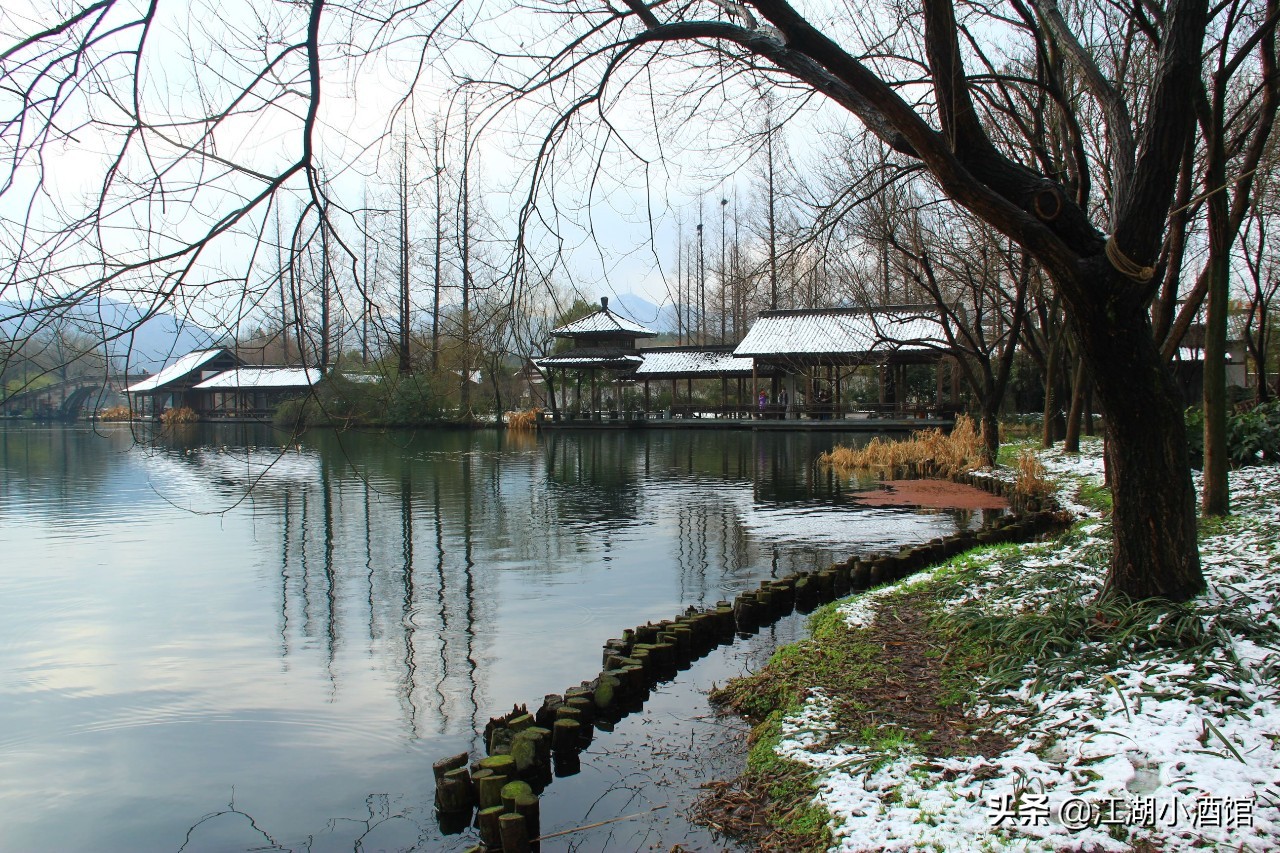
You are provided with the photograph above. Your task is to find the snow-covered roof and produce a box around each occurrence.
[535,352,643,369]
[734,307,948,359]
[552,307,657,338]
[125,348,233,393]
[193,367,322,390]
[634,349,758,377]
[1176,342,1247,363]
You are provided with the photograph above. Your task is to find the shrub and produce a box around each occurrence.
[273,372,448,429]
[1185,400,1280,468]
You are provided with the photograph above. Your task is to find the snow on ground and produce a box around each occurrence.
[776,439,1280,851]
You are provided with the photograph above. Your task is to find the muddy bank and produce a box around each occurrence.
[849,479,1010,510]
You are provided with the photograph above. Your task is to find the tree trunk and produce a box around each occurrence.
[980,399,1000,467]
[1071,285,1204,601]
[1041,327,1063,448]
[1063,355,1086,453]
[1083,383,1095,436]
[1201,82,1232,516]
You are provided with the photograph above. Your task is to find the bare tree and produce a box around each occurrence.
[491,0,1232,601]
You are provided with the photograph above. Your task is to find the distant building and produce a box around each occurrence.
[125,349,321,419]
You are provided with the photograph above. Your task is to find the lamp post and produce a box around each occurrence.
[720,198,728,343]
[696,222,705,345]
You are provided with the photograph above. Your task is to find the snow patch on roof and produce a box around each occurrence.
[193,367,322,389]
[734,307,948,358]
[124,349,230,392]
[552,308,657,337]
[634,349,757,377]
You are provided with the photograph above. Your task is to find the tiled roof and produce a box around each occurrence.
[552,308,657,337]
[734,307,948,358]
[634,349,757,377]
[193,367,322,390]
[124,348,232,392]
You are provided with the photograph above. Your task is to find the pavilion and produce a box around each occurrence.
[191,367,323,418]
[535,297,657,420]
[632,345,778,418]
[732,305,961,419]
[124,347,242,416]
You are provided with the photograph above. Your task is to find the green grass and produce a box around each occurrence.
[1075,479,1112,512]
[741,713,835,851]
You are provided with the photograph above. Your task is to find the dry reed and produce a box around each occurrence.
[160,406,199,425]
[818,414,986,478]
[1015,448,1054,498]
[506,408,540,430]
[99,405,133,421]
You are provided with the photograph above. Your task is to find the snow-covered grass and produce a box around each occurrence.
[775,438,1280,851]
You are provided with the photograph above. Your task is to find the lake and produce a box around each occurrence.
[0,423,994,851]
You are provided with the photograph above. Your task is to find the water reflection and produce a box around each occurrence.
[0,423,992,851]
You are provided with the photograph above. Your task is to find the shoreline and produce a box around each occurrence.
[697,437,1280,851]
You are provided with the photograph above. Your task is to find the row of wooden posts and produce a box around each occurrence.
[434,474,1065,852]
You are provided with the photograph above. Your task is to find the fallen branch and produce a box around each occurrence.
[533,805,667,841]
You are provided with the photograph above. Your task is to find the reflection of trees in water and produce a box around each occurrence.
[106,426,948,740]
[179,800,287,852]
[0,425,139,512]
[265,441,492,743]
[542,431,641,529]
[179,791,428,853]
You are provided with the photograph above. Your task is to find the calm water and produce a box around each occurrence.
[0,423,990,852]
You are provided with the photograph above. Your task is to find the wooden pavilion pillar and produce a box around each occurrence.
[644,380,651,413]
[752,364,758,418]
[895,362,907,414]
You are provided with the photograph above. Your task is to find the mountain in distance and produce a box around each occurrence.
[1,297,218,373]
[606,292,679,335]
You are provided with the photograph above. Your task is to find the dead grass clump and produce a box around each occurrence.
[160,406,199,425]
[1015,448,1054,498]
[99,405,133,421]
[506,408,540,430]
[818,414,985,478]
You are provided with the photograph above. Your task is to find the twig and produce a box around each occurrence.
[534,805,667,841]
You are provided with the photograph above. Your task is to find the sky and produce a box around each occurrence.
[0,0,843,339]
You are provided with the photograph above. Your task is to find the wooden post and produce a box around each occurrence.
[500,780,534,812]
[499,813,531,852]
[552,718,581,753]
[477,806,504,847]
[477,773,508,809]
